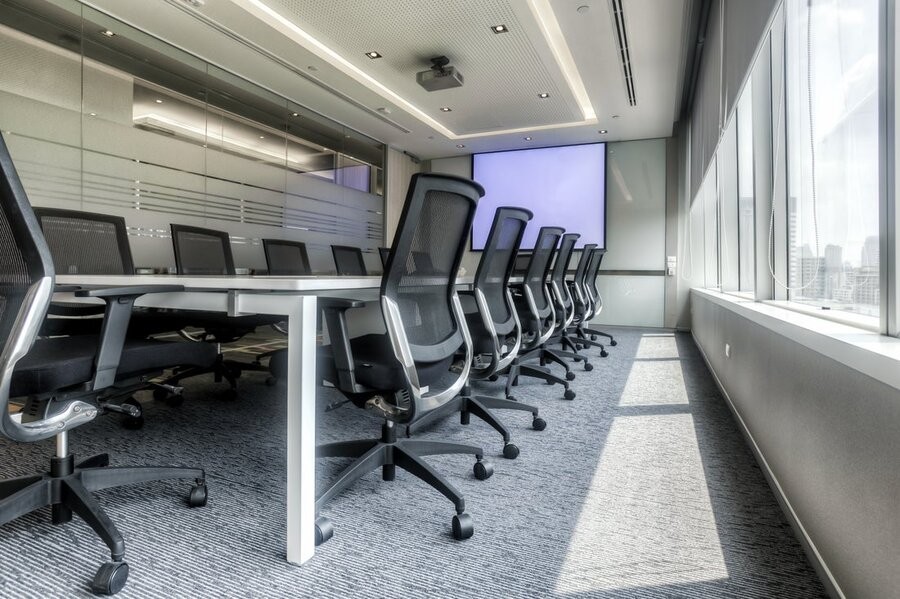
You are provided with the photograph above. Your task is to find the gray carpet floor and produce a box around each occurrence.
[0,328,828,598]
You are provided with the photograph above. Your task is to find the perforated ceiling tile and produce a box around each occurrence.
[266,0,580,134]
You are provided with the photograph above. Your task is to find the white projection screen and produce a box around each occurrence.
[471,143,606,250]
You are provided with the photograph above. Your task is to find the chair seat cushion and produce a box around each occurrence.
[11,336,218,397]
[268,334,453,391]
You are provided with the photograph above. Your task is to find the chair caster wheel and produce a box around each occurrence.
[584,362,594,371]
[489,374,499,382]
[565,371,576,381]
[564,389,576,400]
[600,350,609,358]
[452,512,474,540]
[265,377,277,386]
[591,334,598,341]
[610,340,617,346]
[315,516,333,546]
[473,460,494,480]
[188,482,208,507]
[532,417,547,431]
[152,388,168,401]
[120,398,144,430]
[92,560,129,595]
[502,443,519,459]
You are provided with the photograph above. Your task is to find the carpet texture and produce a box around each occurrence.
[0,329,828,598]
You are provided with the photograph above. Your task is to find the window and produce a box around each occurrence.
[718,123,739,291]
[786,0,879,318]
[702,159,719,289]
[736,82,755,293]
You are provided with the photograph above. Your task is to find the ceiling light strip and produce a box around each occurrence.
[234,0,456,137]
[525,0,596,120]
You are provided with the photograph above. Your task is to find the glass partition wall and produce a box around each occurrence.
[0,0,386,274]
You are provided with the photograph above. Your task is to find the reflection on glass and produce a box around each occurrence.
[702,158,719,289]
[786,0,879,317]
[737,82,754,292]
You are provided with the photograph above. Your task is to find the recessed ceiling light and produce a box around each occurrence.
[365,51,382,59]
[259,135,265,139]
[100,29,115,37]
[456,144,465,148]
[491,24,509,33]
[440,107,452,112]
[538,92,550,99]
[524,136,532,141]
[291,112,299,117]
[88,112,97,117]
[612,114,620,119]
[155,99,164,104]
[599,129,608,134]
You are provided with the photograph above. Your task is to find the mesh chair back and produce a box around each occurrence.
[171,224,235,275]
[474,206,532,336]
[378,247,390,267]
[263,239,311,275]
[551,233,579,309]
[383,173,483,364]
[332,245,368,276]
[523,226,563,315]
[0,132,57,442]
[34,208,134,275]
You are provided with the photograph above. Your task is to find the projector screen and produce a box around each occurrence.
[471,143,606,250]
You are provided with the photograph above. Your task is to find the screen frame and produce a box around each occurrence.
[468,141,608,252]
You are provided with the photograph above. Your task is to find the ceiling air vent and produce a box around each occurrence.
[610,0,637,107]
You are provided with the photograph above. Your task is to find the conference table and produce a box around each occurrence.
[53,273,472,567]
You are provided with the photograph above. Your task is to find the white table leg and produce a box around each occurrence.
[285,294,318,564]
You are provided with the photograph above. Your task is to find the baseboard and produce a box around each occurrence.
[690,332,845,599]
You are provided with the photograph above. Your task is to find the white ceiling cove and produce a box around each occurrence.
[81,0,689,159]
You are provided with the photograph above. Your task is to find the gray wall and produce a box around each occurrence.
[691,291,900,599]
[428,139,673,328]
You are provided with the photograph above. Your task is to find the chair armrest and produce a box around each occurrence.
[318,297,366,310]
[75,285,184,391]
[53,284,83,293]
[75,284,185,298]
[319,296,368,393]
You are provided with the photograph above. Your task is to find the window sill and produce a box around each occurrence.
[691,288,900,392]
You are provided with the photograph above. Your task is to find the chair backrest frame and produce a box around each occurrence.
[262,238,311,276]
[170,224,236,276]
[0,133,87,443]
[470,206,532,378]
[34,207,135,275]
[331,245,368,276]
[549,232,579,329]
[381,172,483,419]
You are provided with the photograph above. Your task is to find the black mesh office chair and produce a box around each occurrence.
[163,224,280,395]
[331,244,368,275]
[307,173,493,543]
[406,206,546,459]
[579,247,617,346]
[378,246,390,267]
[566,243,609,355]
[34,208,212,422]
[547,233,592,369]
[0,132,210,595]
[507,227,577,400]
[262,238,312,276]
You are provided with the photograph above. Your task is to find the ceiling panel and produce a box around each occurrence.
[265,0,581,134]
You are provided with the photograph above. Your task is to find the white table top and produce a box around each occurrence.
[56,274,475,293]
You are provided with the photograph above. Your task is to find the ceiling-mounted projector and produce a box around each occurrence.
[416,56,464,91]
